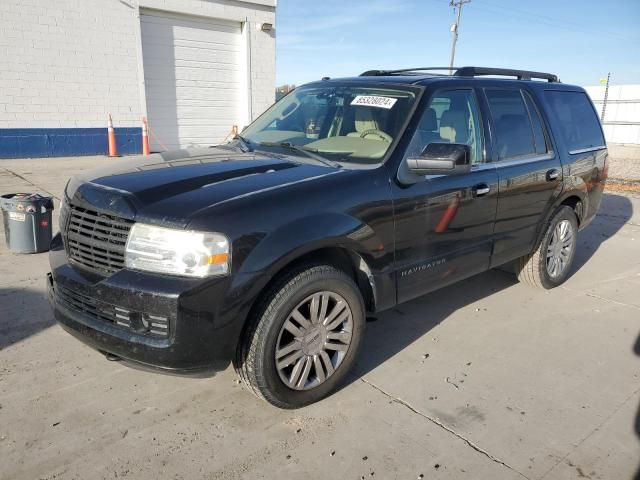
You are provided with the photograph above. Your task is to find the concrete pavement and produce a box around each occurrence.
[0,156,639,480]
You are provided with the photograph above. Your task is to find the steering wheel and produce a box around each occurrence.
[359,129,393,143]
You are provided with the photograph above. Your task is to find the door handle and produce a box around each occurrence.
[472,183,491,197]
[546,169,560,181]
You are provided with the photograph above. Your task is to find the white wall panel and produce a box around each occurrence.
[141,11,243,150]
[585,85,640,145]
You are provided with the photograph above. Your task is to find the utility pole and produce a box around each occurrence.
[601,72,611,122]
[448,0,471,74]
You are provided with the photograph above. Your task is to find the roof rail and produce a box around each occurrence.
[359,66,559,83]
[454,66,559,82]
[360,67,455,77]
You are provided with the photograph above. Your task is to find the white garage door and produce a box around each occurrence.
[140,11,244,151]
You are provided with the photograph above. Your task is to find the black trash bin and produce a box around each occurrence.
[1,193,54,253]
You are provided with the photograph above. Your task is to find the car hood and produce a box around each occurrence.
[67,147,342,228]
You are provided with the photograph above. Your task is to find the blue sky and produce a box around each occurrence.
[275,0,640,87]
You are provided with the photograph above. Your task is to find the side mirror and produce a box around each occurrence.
[406,143,471,176]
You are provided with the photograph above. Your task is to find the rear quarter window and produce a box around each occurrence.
[544,91,605,152]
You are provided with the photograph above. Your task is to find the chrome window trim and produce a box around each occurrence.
[568,145,607,155]
[487,153,555,168]
[470,163,497,172]
[427,153,556,176]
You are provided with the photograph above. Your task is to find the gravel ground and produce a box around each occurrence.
[608,144,640,182]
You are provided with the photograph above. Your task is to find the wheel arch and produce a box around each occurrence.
[557,192,586,226]
[236,212,387,314]
[533,188,587,249]
[250,245,377,317]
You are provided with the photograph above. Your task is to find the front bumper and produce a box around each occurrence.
[48,234,254,373]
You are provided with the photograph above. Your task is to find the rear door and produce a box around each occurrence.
[482,87,563,267]
[543,90,608,223]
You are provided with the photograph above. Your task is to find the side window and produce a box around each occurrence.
[523,92,548,154]
[545,91,605,152]
[485,89,537,160]
[406,89,484,165]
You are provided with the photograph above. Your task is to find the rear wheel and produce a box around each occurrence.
[515,206,578,289]
[234,264,365,408]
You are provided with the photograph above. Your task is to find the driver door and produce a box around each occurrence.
[392,88,499,303]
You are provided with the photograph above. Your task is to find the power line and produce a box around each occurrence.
[432,0,637,43]
[473,0,637,41]
[448,0,471,74]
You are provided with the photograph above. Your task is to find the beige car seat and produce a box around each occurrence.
[439,110,468,144]
[418,107,443,147]
[347,108,380,137]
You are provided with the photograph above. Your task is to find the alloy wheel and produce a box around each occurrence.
[275,291,353,390]
[546,219,574,278]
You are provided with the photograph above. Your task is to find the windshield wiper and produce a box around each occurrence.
[258,141,341,168]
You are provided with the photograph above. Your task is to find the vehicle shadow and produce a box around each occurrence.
[570,193,633,274]
[0,286,54,351]
[349,192,633,384]
[634,332,640,480]
[350,269,516,381]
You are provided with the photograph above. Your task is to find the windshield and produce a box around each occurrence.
[239,84,419,165]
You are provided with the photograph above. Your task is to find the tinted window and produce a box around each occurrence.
[486,89,536,160]
[545,91,605,152]
[406,89,484,164]
[523,92,548,154]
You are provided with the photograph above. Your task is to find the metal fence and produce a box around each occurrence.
[584,85,640,145]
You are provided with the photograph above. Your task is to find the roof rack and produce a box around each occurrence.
[454,67,559,83]
[360,67,454,77]
[359,66,559,83]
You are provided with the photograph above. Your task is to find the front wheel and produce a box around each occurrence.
[234,265,365,408]
[515,206,579,289]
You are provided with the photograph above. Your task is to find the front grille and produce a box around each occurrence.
[55,284,170,338]
[57,283,118,323]
[65,204,134,275]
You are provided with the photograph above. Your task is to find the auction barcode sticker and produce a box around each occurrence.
[351,96,397,109]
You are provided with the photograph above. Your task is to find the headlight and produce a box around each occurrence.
[125,223,230,278]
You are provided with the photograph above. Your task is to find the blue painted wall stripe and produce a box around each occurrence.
[0,128,142,159]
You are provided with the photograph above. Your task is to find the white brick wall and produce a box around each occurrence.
[0,0,276,129]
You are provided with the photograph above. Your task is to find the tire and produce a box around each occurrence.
[515,206,579,289]
[234,264,365,409]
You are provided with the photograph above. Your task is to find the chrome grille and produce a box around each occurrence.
[65,204,133,275]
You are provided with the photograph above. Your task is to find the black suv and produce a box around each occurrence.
[48,67,608,408]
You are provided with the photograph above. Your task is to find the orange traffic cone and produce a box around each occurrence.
[221,125,240,144]
[142,117,150,155]
[107,114,119,157]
